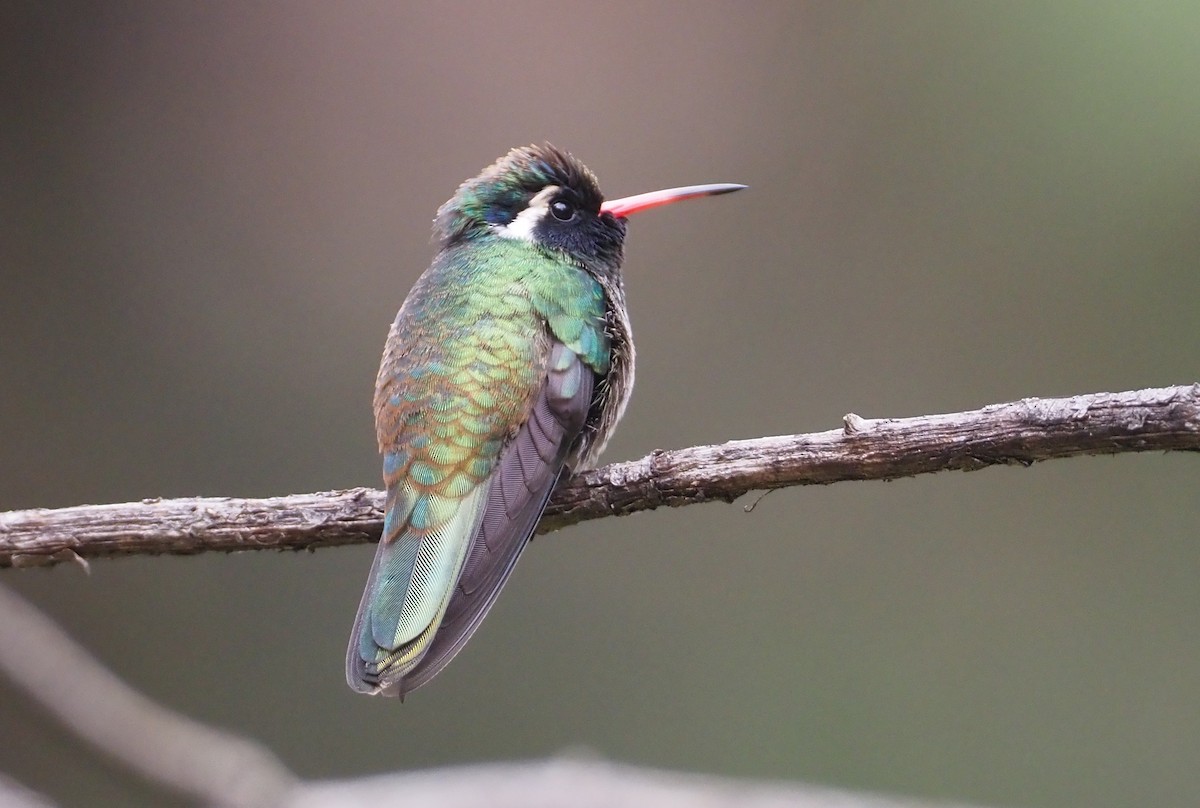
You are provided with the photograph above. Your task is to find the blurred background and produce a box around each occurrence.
[2,2,1198,806]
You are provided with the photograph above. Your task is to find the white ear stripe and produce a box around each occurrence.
[493,186,559,243]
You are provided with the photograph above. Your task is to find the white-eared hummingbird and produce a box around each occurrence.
[348,144,744,697]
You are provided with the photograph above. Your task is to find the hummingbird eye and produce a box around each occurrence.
[549,198,576,222]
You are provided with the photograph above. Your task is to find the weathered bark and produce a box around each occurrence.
[2,385,1197,568]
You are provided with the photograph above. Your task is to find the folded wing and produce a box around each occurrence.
[347,341,593,697]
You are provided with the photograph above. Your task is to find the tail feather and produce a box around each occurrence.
[346,484,488,693]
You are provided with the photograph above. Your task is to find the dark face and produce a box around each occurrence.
[531,184,628,276]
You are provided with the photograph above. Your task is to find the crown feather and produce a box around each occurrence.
[434,144,604,247]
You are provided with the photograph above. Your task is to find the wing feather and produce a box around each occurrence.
[394,343,593,695]
[347,342,593,697]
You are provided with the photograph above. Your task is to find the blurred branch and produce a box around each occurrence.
[288,758,990,808]
[0,584,988,808]
[0,773,56,808]
[0,582,297,808]
[1,384,1197,568]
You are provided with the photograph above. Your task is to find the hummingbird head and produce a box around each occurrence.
[435,145,745,277]
[435,143,628,274]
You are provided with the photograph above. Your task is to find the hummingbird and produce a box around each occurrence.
[347,144,744,697]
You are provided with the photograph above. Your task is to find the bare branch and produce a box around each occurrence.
[542,383,1199,530]
[0,580,989,808]
[288,758,988,808]
[1,385,1196,568]
[0,583,298,808]
[0,773,57,808]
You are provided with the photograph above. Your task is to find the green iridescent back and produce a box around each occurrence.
[360,237,610,683]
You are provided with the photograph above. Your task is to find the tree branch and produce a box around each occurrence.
[0,582,297,808]
[2,385,1196,568]
[289,758,988,808]
[0,582,988,808]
